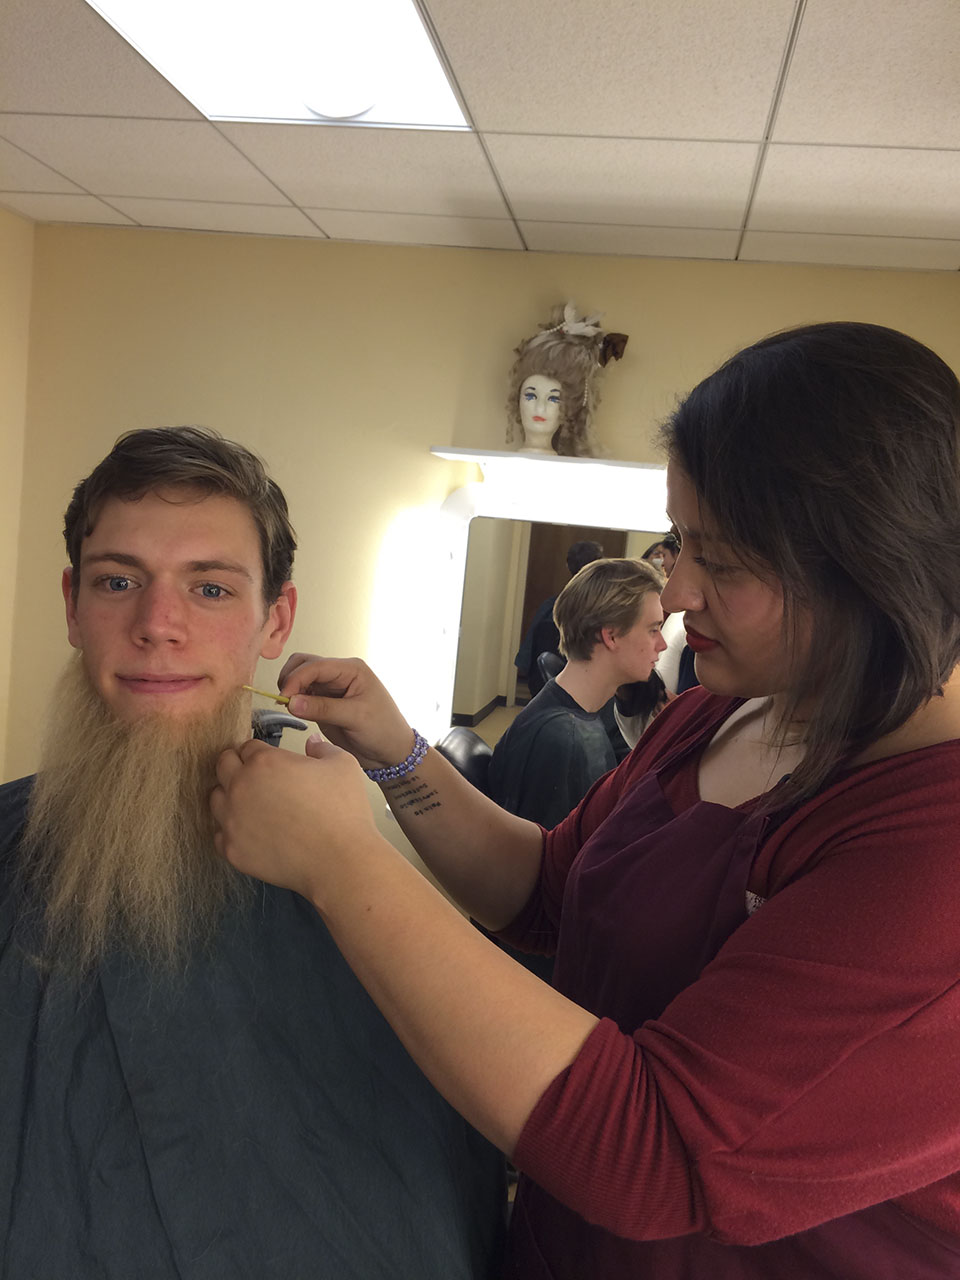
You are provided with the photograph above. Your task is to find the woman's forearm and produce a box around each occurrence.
[314,830,598,1154]
[378,746,545,930]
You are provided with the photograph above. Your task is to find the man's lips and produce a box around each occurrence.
[684,626,719,653]
[117,675,206,693]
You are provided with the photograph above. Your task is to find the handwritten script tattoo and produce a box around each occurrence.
[383,775,443,818]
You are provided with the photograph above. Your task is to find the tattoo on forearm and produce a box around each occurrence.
[384,776,443,817]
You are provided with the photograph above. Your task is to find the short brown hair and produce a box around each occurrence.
[64,426,296,604]
[553,558,664,661]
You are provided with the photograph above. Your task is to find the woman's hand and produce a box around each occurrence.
[277,653,415,771]
[210,734,383,907]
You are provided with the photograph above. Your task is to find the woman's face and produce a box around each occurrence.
[660,462,810,699]
[519,374,562,444]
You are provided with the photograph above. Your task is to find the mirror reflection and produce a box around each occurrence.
[452,517,666,746]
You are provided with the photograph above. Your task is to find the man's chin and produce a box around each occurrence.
[102,684,250,736]
[20,659,253,975]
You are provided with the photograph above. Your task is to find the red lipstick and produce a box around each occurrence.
[684,626,718,653]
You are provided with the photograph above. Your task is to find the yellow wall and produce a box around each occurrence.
[5,223,960,783]
[0,208,33,780]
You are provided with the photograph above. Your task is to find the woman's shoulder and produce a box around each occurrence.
[757,739,960,897]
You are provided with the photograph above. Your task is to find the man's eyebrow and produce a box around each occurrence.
[81,552,144,570]
[81,552,253,580]
[187,560,254,580]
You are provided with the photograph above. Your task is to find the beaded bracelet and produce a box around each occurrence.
[362,729,429,783]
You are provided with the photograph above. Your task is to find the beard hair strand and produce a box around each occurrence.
[18,655,254,978]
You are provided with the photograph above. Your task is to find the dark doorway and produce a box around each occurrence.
[519,522,628,642]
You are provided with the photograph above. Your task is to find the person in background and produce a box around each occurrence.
[641,531,680,577]
[613,608,687,747]
[213,322,960,1279]
[491,558,666,830]
[0,427,504,1279]
[514,539,604,695]
[620,531,694,740]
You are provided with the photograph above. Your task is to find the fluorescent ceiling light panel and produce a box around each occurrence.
[83,0,468,128]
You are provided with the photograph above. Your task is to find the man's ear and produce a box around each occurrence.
[599,626,619,653]
[62,567,83,650]
[259,582,297,660]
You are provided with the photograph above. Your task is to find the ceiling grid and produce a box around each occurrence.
[0,0,957,270]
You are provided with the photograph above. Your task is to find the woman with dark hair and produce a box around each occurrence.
[213,322,960,1279]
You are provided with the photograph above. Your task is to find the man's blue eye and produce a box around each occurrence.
[200,583,224,599]
[107,576,130,592]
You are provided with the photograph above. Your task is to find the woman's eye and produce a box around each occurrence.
[694,557,730,576]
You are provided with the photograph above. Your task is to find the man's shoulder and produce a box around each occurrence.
[0,775,34,835]
[517,693,610,763]
[0,776,33,885]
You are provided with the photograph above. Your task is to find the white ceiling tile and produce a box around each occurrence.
[751,145,960,239]
[775,0,960,148]
[740,230,960,271]
[429,0,796,138]
[0,192,134,224]
[107,199,328,238]
[521,221,739,259]
[489,136,758,227]
[0,136,82,193]
[0,117,289,203]
[0,0,201,118]
[0,0,958,270]
[308,209,522,249]
[220,123,508,216]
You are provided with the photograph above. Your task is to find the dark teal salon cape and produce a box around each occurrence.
[0,777,505,1279]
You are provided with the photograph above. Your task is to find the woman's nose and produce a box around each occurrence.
[660,557,704,614]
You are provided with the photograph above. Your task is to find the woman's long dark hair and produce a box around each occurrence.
[661,321,960,810]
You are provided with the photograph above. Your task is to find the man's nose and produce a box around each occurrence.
[131,583,187,644]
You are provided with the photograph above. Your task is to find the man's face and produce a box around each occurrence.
[63,487,296,723]
[607,590,668,683]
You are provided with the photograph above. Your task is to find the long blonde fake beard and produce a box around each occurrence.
[19,654,253,977]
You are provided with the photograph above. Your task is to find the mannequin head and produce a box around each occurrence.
[505,303,628,457]
[517,374,563,452]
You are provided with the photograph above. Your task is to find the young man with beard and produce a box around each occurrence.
[0,427,504,1279]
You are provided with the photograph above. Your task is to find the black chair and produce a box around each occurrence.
[535,650,565,689]
[252,710,308,747]
[434,726,493,794]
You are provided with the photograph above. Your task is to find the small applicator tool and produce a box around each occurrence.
[241,684,291,706]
